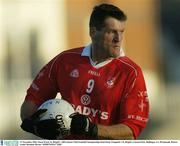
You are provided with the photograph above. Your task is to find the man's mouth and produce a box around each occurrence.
[113,45,120,48]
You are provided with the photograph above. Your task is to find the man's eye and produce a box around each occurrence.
[107,30,114,34]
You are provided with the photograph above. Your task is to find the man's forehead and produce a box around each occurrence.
[103,17,125,30]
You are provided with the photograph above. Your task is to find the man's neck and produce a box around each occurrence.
[91,45,112,64]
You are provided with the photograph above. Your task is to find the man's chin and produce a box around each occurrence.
[110,53,120,58]
[110,50,120,58]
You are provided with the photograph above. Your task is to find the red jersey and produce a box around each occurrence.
[25,45,149,139]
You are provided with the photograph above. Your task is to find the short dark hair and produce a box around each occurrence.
[89,4,127,30]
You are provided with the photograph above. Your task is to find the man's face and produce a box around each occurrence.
[91,17,125,58]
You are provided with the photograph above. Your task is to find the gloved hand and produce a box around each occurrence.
[70,113,98,138]
[21,109,60,139]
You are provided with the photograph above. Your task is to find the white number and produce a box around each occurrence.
[86,79,94,93]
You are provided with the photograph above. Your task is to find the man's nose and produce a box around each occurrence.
[113,32,121,43]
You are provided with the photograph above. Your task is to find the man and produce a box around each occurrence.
[21,3,149,140]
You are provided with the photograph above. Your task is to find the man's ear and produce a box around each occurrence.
[89,27,96,39]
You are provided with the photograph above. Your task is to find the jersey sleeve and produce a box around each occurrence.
[25,56,60,107]
[119,67,149,139]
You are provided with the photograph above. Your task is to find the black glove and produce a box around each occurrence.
[70,113,98,138]
[21,109,60,139]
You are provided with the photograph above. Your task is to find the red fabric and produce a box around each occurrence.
[25,47,149,139]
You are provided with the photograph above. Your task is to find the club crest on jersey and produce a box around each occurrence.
[70,69,79,78]
[80,94,91,105]
[106,77,116,88]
